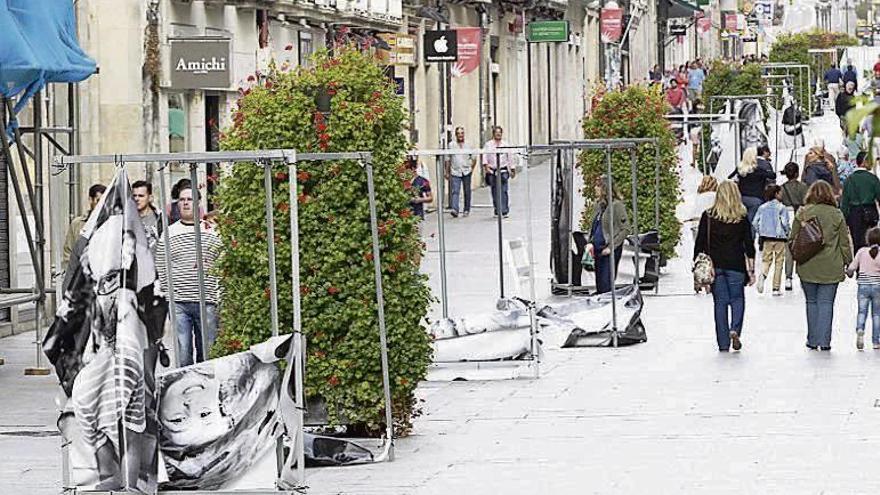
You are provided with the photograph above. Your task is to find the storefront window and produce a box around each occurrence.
[168,93,187,153]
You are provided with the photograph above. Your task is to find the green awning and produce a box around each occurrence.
[668,0,701,19]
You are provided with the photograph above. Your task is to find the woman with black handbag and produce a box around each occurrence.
[694,181,757,352]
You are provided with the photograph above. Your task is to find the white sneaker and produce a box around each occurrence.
[772,289,781,297]
[857,332,865,351]
[756,272,765,293]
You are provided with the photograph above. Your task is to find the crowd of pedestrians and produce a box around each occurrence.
[694,141,880,353]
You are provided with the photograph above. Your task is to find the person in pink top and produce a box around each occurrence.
[847,227,880,350]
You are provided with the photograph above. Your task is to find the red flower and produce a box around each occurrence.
[395,252,407,263]
[327,89,337,96]
[318,142,329,151]
[327,286,340,295]
[284,44,293,51]
[300,286,310,296]
[364,252,374,262]
[297,170,311,182]
[278,202,289,213]
[399,377,409,386]
[297,193,309,204]
[318,133,330,142]
[275,171,288,181]
[247,75,256,82]
[265,80,274,89]
[399,208,412,219]
[229,338,244,351]
[263,287,271,299]
[230,239,239,248]
[316,122,327,132]
[327,375,340,386]
[371,90,382,100]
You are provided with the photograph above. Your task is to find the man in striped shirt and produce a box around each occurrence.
[155,185,222,367]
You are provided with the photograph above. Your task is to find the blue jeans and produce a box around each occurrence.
[174,302,218,366]
[857,284,880,344]
[487,170,510,216]
[450,173,472,215]
[742,196,762,233]
[595,245,623,294]
[712,269,746,350]
[802,282,838,348]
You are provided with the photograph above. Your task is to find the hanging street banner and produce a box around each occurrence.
[452,27,481,77]
[526,20,570,43]
[423,30,459,62]
[697,16,712,37]
[600,7,624,43]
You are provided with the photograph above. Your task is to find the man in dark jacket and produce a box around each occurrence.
[756,144,774,173]
[840,152,880,251]
[843,64,858,90]
[836,81,857,130]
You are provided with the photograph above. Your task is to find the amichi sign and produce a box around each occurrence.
[170,39,231,90]
[527,20,569,43]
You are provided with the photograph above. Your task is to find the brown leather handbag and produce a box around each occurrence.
[789,214,824,264]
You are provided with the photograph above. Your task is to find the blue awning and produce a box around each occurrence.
[0,0,96,114]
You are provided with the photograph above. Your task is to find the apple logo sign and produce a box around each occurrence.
[434,35,449,53]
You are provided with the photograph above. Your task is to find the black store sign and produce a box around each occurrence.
[423,30,458,62]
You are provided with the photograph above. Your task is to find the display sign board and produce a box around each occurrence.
[670,24,688,36]
[723,12,739,31]
[453,27,481,76]
[423,30,458,62]
[170,39,231,90]
[600,8,624,43]
[376,33,417,66]
[526,20,570,43]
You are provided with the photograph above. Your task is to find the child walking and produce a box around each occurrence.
[753,184,791,295]
[847,227,880,350]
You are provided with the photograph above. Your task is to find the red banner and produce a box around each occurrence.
[697,16,712,36]
[452,27,481,78]
[600,7,623,43]
[723,13,738,31]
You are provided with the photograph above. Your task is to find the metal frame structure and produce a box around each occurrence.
[0,86,78,375]
[543,138,660,346]
[708,94,782,172]
[408,147,540,378]
[53,149,397,493]
[665,113,746,176]
[761,63,812,118]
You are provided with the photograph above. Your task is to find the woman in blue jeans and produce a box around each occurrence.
[694,181,756,351]
[791,180,852,350]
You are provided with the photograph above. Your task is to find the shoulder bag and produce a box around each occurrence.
[789,211,824,264]
[693,215,715,287]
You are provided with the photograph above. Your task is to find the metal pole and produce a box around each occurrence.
[495,152,505,298]
[263,163,281,338]
[547,44,552,144]
[774,95,780,174]
[188,164,210,362]
[286,157,306,483]
[157,164,180,367]
[527,25,533,146]
[630,147,640,284]
[68,83,78,222]
[566,147,574,297]
[435,157,448,318]
[605,147,618,348]
[523,150,540,379]
[364,160,395,461]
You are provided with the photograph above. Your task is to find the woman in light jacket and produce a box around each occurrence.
[585,176,630,294]
[791,180,853,351]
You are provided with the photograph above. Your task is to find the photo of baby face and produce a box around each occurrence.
[158,370,231,448]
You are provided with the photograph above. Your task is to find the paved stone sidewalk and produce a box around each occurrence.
[4,136,880,494]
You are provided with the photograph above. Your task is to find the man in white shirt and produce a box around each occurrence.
[445,126,476,217]
[481,126,516,217]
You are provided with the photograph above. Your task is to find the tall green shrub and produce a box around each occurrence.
[579,85,681,258]
[214,49,432,433]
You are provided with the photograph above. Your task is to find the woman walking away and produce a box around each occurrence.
[791,181,852,351]
[803,144,842,194]
[585,176,630,294]
[847,228,880,350]
[736,146,777,226]
[690,175,718,239]
[753,185,791,295]
[781,162,808,291]
[694,181,757,352]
